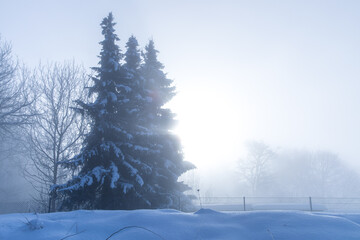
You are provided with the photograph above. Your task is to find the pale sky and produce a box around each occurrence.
[1,0,360,176]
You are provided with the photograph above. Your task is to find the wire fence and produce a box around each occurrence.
[3,197,360,214]
[196,196,360,212]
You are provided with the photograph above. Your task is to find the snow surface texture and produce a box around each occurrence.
[1,209,360,239]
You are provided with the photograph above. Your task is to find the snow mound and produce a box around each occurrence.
[194,208,223,215]
[1,209,360,239]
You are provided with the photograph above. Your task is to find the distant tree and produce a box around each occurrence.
[269,149,360,197]
[24,62,88,212]
[55,13,151,210]
[140,40,194,208]
[273,149,316,196]
[0,135,32,202]
[310,151,343,197]
[337,167,360,197]
[0,37,35,202]
[237,141,273,195]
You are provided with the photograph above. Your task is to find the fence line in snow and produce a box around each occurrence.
[195,196,360,212]
[3,196,360,214]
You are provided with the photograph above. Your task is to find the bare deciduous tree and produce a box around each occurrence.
[237,141,274,195]
[0,37,34,134]
[308,151,345,197]
[257,148,359,197]
[0,37,36,203]
[25,62,89,212]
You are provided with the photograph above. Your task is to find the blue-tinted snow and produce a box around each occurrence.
[2,209,360,239]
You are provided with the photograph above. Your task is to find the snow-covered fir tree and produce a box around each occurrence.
[55,13,150,210]
[123,35,146,120]
[55,13,194,210]
[139,40,195,209]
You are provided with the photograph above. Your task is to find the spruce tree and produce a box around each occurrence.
[140,40,195,209]
[123,35,145,121]
[56,13,149,210]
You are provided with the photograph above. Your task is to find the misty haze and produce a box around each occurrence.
[1,1,360,239]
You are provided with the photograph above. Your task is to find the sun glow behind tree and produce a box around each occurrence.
[171,86,245,170]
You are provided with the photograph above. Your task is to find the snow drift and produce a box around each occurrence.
[1,209,360,239]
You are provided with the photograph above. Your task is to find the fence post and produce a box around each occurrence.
[309,197,313,211]
[197,189,203,209]
[243,196,246,211]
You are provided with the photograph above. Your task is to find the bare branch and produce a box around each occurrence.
[24,61,90,212]
[0,39,36,133]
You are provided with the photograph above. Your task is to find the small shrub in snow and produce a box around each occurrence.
[26,218,44,230]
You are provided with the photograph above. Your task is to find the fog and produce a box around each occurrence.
[1,0,360,207]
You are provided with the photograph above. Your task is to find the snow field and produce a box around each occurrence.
[1,209,360,239]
